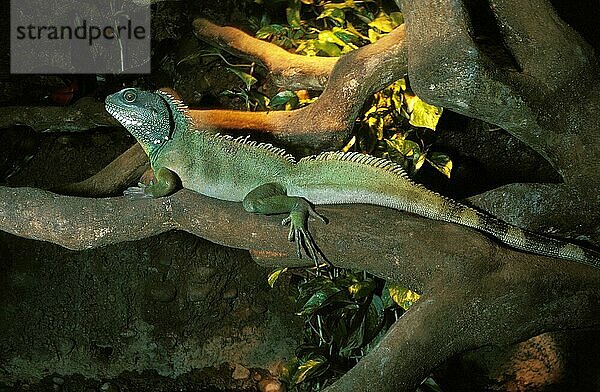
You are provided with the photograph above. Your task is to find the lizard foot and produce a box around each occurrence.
[282,206,330,268]
[123,183,153,199]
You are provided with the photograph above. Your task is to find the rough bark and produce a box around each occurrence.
[399,0,600,238]
[53,143,149,197]
[0,97,118,132]
[2,0,600,389]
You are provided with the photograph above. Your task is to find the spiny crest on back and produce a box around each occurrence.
[213,133,296,163]
[155,89,193,125]
[154,89,295,163]
[300,151,410,179]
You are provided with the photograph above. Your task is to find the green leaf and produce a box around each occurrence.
[388,285,421,310]
[390,11,404,26]
[226,67,257,91]
[318,30,347,47]
[402,139,421,158]
[255,24,284,40]
[270,90,299,109]
[295,40,317,56]
[420,377,445,392]
[251,92,270,111]
[345,21,369,40]
[364,294,385,339]
[340,314,365,356]
[297,276,333,301]
[362,326,387,355]
[317,8,345,26]
[267,267,288,288]
[381,284,393,308]
[427,152,453,178]
[385,136,405,156]
[314,40,342,57]
[220,89,248,101]
[368,12,397,33]
[414,152,426,171]
[367,114,384,140]
[332,27,360,45]
[279,356,299,384]
[386,136,422,168]
[296,39,342,57]
[390,87,404,111]
[286,0,302,28]
[298,286,343,315]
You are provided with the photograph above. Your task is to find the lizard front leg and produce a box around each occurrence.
[124,166,178,198]
[242,183,328,263]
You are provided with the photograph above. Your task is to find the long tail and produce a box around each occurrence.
[439,202,600,268]
[294,151,600,269]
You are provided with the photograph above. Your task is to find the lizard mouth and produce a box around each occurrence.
[105,102,143,127]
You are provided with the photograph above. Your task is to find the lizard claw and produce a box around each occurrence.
[123,183,152,199]
[282,210,330,267]
[307,204,328,224]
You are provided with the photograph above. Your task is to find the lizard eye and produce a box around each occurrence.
[123,90,137,103]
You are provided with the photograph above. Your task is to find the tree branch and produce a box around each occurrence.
[187,24,407,150]
[468,183,600,241]
[2,186,599,289]
[398,0,600,235]
[0,97,117,132]
[193,18,338,90]
[52,143,149,197]
[399,0,599,182]
[324,257,600,391]
[488,0,595,87]
[2,185,599,390]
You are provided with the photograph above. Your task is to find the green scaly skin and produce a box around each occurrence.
[105,88,600,268]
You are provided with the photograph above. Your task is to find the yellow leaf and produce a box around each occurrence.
[414,153,426,171]
[406,95,443,130]
[267,267,288,288]
[388,285,421,310]
[293,358,325,384]
[367,115,384,139]
[427,152,453,178]
[368,12,396,33]
[341,135,356,152]
[318,30,347,47]
[323,0,357,10]
[367,28,382,43]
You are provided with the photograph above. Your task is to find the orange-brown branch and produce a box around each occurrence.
[193,18,338,90]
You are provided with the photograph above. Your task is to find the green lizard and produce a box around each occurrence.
[105,87,600,268]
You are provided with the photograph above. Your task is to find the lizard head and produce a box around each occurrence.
[105,88,187,156]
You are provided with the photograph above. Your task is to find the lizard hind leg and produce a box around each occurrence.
[242,183,329,266]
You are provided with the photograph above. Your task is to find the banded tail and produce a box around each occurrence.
[444,204,600,268]
[292,151,600,269]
